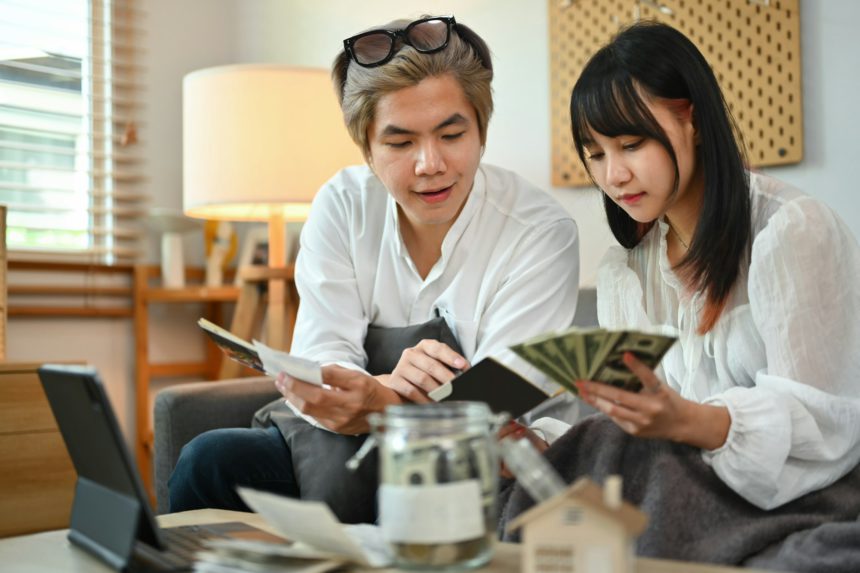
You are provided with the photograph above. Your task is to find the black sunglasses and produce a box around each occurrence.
[343,16,456,68]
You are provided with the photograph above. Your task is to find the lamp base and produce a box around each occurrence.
[160,233,185,289]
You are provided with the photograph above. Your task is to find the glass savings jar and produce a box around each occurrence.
[368,402,505,570]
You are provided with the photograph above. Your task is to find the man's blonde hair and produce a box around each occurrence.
[332,17,494,159]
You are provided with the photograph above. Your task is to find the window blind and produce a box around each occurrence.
[0,0,145,263]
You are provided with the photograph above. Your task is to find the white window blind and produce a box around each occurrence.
[0,0,144,263]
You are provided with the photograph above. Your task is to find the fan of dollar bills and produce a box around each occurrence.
[510,328,677,394]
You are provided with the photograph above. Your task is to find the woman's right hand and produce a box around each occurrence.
[376,339,470,403]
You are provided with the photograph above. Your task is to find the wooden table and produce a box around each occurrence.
[0,509,779,573]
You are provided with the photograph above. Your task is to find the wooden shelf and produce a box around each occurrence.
[133,264,240,502]
[132,263,299,504]
[6,259,134,318]
[143,285,240,303]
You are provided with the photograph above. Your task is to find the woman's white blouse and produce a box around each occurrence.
[597,172,860,510]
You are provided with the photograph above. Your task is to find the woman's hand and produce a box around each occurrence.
[376,339,469,404]
[575,352,731,450]
[275,365,404,434]
[497,421,549,479]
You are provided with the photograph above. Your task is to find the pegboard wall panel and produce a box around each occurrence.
[550,0,803,187]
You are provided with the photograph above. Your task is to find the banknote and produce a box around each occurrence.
[510,341,577,391]
[588,330,676,391]
[511,328,677,395]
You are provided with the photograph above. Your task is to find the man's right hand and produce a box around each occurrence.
[276,365,404,434]
[376,339,470,404]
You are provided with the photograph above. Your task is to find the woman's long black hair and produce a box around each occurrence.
[570,21,750,332]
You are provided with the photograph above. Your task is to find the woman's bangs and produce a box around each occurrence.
[572,77,657,148]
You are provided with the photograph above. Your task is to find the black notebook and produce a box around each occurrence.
[429,358,551,419]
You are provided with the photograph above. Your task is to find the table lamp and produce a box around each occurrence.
[183,64,361,349]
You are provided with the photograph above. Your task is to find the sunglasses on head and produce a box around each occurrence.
[343,16,457,68]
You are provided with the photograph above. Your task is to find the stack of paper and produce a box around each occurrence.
[193,488,393,572]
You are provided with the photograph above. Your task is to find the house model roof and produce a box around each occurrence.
[506,476,648,536]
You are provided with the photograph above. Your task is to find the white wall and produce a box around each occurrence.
[231,0,860,285]
[231,0,616,287]
[9,0,859,445]
[761,0,860,236]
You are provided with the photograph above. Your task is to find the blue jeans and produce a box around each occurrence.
[168,426,298,512]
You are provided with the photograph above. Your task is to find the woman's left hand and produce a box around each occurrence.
[575,352,730,450]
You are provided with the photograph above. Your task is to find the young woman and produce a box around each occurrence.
[169,16,581,521]
[567,21,860,512]
[500,23,860,569]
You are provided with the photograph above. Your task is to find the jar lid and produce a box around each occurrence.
[384,401,491,419]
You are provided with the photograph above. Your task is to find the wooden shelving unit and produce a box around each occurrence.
[132,265,241,499]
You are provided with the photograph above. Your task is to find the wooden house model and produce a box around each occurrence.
[507,476,648,573]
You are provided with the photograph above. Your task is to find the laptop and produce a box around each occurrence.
[38,364,282,572]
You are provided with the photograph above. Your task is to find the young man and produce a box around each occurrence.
[169,15,581,522]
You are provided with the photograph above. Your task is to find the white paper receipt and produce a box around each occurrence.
[379,480,485,544]
[254,340,323,385]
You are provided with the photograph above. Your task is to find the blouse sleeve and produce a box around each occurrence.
[596,245,651,330]
[701,197,860,509]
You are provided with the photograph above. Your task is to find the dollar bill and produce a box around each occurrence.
[553,327,590,379]
[524,335,580,383]
[583,329,609,375]
[588,330,677,391]
[510,341,576,390]
[511,328,677,395]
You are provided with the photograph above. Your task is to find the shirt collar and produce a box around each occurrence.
[386,166,487,266]
[440,166,485,261]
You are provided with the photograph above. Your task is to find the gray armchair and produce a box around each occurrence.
[153,376,279,513]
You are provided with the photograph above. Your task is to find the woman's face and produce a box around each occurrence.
[583,98,700,223]
[366,73,482,235]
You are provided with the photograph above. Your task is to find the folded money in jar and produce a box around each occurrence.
[368,402,507,571]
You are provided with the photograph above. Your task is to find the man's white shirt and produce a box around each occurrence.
[287,163,581,436]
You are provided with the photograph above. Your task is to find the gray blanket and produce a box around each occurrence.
[498,415,860,572]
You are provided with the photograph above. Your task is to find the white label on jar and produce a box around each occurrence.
[379,480,485,544]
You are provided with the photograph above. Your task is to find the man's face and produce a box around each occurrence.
[367,73,483,235]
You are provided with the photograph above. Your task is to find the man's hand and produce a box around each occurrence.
[275,365,404,434]
[575,352,730,450]
[377,339,469,403]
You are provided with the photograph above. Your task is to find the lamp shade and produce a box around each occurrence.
[182,65,361,221]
